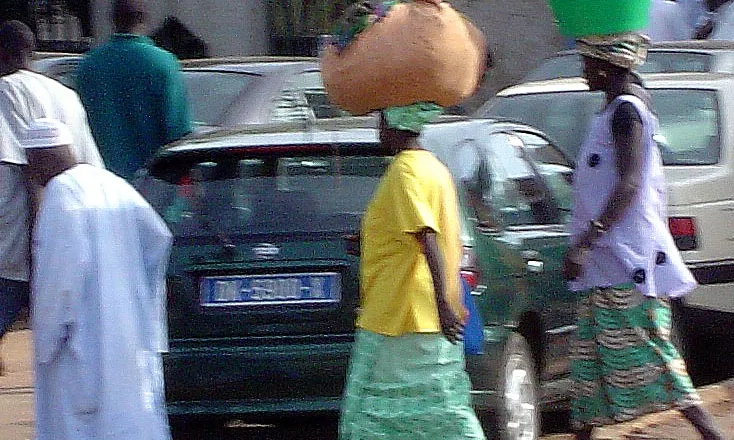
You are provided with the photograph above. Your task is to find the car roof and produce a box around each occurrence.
[181,57,318,75]
[163,117,381,155]
[31,51,81,60]
[180,56,317,66]
[161,115,546,155]
[183,61,319,76]
[551,40,734,58]
[497,72,734,96]
[649,40,734,51]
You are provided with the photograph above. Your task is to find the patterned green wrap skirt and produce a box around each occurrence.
[570,286,701,430]
[339,329,486,440]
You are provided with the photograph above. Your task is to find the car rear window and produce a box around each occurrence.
[483,89,721,166]
[137,146,389,236]
[522,52,713,82]
[182,71,258,127]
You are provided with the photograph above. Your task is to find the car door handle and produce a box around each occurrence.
[526,260,544,273]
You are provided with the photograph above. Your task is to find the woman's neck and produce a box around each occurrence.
[605,74,631,104]
[392,136,423,153]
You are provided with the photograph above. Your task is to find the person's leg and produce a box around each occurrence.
[574,426,594,440]
[0,278,30,375]
[570,290,609,435]
[680,405,726,440]
[647,300,725,439]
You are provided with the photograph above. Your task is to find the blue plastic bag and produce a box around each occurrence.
[461,277,485,355]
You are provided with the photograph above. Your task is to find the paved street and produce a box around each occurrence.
[1,330,732,440]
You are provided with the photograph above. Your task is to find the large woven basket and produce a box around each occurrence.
[548,0,651,37]
[321,0,486,115]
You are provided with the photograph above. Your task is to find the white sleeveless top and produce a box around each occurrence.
[569,95,697,297]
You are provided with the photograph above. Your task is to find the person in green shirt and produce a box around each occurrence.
[76,0,192,179]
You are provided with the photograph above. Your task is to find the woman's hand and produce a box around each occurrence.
[562,245,587,281]
[437,296,464,344]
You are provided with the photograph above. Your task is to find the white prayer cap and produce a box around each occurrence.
[22,118,73,149]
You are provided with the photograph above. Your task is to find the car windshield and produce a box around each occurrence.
[182,71,258,127]
[483,89,721,166]
[137,147,389,236]
[522,52,713,82]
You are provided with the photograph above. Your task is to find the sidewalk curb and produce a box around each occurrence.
[595,379,734,439]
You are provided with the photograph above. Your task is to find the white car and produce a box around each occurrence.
[479,73,734,318]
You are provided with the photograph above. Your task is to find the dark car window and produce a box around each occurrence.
[138,147,389,236]
[272,71,350,121]
[182,71,258,127]
[483,89,721,166]
[46,61,80,90]
[522,52,713,82]
[424,131,566,227]
[483,91,604,157]
[514,132,573,219]
[429,137,499,228]
[31,57,82,90]
[523,54,584,82]
[486,134,560,226]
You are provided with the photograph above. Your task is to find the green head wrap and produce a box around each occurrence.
[382,102,444,133]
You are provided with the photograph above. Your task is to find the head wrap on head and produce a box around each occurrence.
[576,32,650,70]
[23,118,73,150]
[383,102,443,133]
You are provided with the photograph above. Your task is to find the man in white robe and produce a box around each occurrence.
[24,118,172,440]
[0,20,103,373]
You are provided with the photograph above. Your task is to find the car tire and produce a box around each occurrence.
[495,332,540,440]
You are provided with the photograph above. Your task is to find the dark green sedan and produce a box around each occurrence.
[135,117,576,440]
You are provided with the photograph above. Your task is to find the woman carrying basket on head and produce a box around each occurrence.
[321,1,489,438]
[562,32,725,440]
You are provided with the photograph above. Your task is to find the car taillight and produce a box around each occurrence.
[668,217,697,251]
[177,174,193,198]
[460,246,480,290]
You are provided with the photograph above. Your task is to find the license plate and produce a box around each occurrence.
[200,273,341,307]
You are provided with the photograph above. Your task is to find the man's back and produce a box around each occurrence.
[32,163,171,440]
[0,70,103,284]
[77,34,191,179]
[0,70,102,167]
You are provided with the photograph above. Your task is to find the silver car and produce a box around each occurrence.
[30,54,349,131]
[522,40,734,83]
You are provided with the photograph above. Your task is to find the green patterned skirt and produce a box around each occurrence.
[339,329,486,440]
[570,286,701,429]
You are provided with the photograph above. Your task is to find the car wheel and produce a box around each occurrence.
[497,332,540,440]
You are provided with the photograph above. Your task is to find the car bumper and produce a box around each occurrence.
[164,329,534,418]
[164,336,353,418]
[686,262,734,313]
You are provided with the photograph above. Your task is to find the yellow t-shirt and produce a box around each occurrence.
[357,149,465,336]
